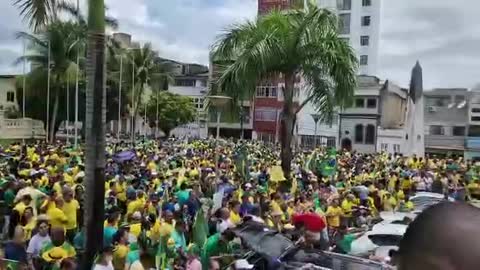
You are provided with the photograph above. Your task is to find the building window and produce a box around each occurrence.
[193,98,204,110]
[255,108,277,121]
[199,80,207,87]
[338,14,351,34]
[355,98,365,108]
[472,108,480,113]
[365,124,375,144]
[6,91,15,102]
[429,125,444,135]
[361,16,371,26]
[355,124,364,143]
[360,36,370,46]
[174,79,195,87]
[360,55,368,66]
[393,144,401,153]
[472,116,480,122]
[426,96,450,107]
[256,85,278,98]
[381,143,388,152]
[337,0,351,10]
[453,126,466,136]
[367,98,377,108]
[362,0,372,6]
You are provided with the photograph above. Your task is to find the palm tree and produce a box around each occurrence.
[82,0,106,267]
[212,3,358,178]
[125,43,172,139]
[16,20,82,141]
[13,0,60,31]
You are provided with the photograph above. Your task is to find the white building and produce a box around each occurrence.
[317,0,381,76]
[168,62,209,139]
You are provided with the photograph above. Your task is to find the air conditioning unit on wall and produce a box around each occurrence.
[428,106,437,112]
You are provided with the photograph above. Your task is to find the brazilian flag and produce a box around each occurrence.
[192,208,209,248]
[320,148,337,177]
[307,148,337,177]
[233,144,249,182]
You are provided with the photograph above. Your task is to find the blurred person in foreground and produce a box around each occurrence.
[396,202,480,270]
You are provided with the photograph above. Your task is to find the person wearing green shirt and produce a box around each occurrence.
[201,229,235,270]
[334,226,364,254]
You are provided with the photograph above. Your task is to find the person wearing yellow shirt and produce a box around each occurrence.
[62,188,80,242]
[126,196,143,218]
[129,212,143,239]
[13,194,33,216]
[47,197,68,230]
[383,193,398,211]
[112,228,130,270]
[341,194,357,227]
[388,172,398,192]
[401,177,412,193]
[326,199,343,229]
[22,207,36,241]
[229,201,242,225]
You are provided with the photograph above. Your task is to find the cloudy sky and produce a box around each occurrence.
[1,0,479,89]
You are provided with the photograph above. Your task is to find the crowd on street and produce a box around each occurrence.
[0,137,477,270]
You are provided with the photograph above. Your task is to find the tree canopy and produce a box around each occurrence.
[212,4,358,177]
[143,91,196,137]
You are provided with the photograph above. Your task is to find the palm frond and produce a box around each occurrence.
[14,0,55,31]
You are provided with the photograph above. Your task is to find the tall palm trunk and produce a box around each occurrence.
[49,88,60,142]
[280,72,296,180]
[82,0,106,268]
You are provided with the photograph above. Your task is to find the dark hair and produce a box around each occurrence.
[221,229,235,241]
[398,202,480,270]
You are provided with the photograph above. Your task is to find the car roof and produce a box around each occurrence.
[370,223,407,236]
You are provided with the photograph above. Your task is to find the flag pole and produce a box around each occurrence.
[46,41,51,142]
[74,0,80,148]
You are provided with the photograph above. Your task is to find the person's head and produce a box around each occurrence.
[397,202,480,270]
[332,198,340,207]
[23,207,34,220]
[220,228,235,243]
[22,194,32,205]
[60,258,77,270]
[164,210,174,223]
[209,259,220,270]
[62,187,74,202]
[37,220,50,237]
[51,227,66,246]
[175,220,186,233]
[113,228,129,245]
[98,246,114,265]
[218,207,230,220]
[55,197,64,208]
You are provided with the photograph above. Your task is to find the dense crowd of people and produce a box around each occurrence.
[0,137,477,270]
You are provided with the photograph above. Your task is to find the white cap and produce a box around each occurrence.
[235,259,254,269]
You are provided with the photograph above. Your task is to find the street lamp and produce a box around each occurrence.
[311,114,321,149]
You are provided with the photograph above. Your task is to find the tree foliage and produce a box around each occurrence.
[212,4,358,177]
[143,91,196,136]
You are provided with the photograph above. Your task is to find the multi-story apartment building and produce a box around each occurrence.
[167,60,210,138]
[317,0,381,76]
[423,88,468,156]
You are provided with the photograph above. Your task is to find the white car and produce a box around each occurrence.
[410,192,453,213]
[349,212,410,258]
[350,223,406,257]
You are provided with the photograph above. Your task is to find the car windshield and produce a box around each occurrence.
[368,234,402,246]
